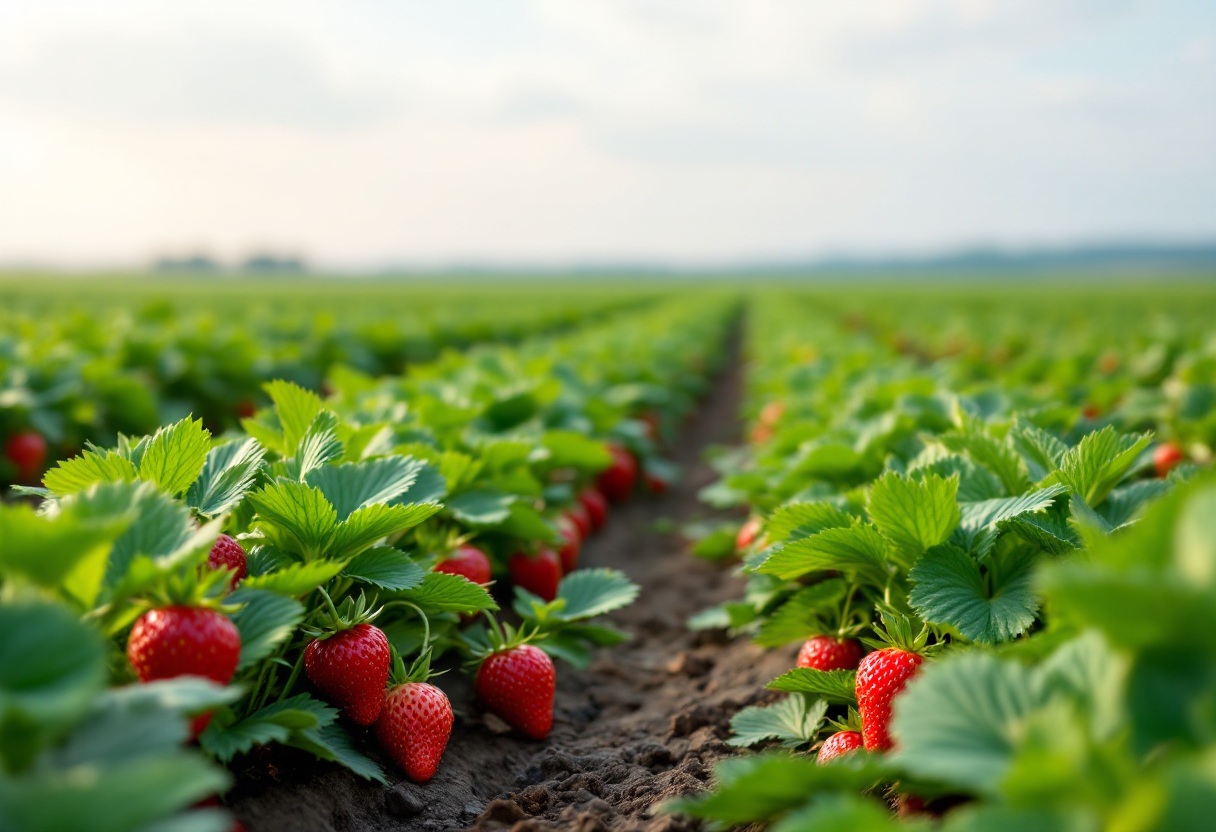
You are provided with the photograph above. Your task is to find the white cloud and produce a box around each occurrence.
[0,0,1212,266]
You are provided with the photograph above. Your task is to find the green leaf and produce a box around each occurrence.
[891,652,1045,794]
[771,794,907,832]
[0,600,107,765]
[1001,505,1080,554]
[764,502,854,543]
[186,438,266,517]
[867,471,961,568]
[330,502,441,558]
[727,694,828,748]
[754,580,847,647]
[240,560,349,597]
[281,412,344,481]
[766,668,858,706]
[444,488,514,525]
[1009,420,1068,483]
[759,524,888,585]
[200,694,333,762]
[540,431,613,469]
[0,500,130,596]
[343,547,426,591]
[226,589,305,670]
[304,457,427,520]
[42,447,138,496]
[392,571,498,613]
[553,568,640,620]
[938,429,1031,496]
[690,526,740,559]
[93,483,204,598]
[912,454,1005,502]
[908,544,1039,643]
[956,485,1068,550]
[264,380,326,454]
[287,722,387,784]
[138,417,211,497]
[1050,427,1152,507]
[246,481,337,558]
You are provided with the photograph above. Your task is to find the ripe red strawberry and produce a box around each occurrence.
[856,648,924,751]
[1081,403,1101,420]
[207,534,247,590]
[797,636,863,671]
[1154,442,1186,478]
[234,399,257,419]
[6,430,47,481]
[305,622,391,725]
[644,471,668,495]
[556,519,581,574]
[817,731,863,764]
[565,503,592,540]
[508,548,562,601]
[578,488,608,532]
[434,544,492,584]
[475,644,556,740]
[375,681,453,782]
[128,606,241,684]
[736,517,763,552]
[128,605,241,735]
[596,444,638,502]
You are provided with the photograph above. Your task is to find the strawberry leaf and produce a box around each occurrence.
[240,560,349,597]
[867,471,961,568]
[42,447,138,496]
[908,544,1038,643]
[727,694,828,749]
[766,668,858,706]
[342,546,426,591]
[758,524,888,584]
[137,417,210,498]
[553,568,640,621]
[227,588,305,670]
[953,484,1068,558]
[264,380,326,455]
[330,502,441,558]
[247,482,338,559]
[304,457,428,520]
[390,571,498,613]
[1048,427,1152,507]
[288,721,387,784]
[444,488,514,525]
[753,580,847,647]
[185,437,266,517]
[200,693,333,762]
[763,502,854,543]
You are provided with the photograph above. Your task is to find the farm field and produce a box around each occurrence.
[1,275,1215,832]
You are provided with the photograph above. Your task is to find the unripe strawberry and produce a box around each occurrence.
[856,648,923,751]
[305,623,391,725]
[596,443,638,502]
[207,534,247,590]
[797,636,862,671]
[475,644,555,740]
[434,545,492,584]
[578,488,608,532]
[375,681,453,782]
[508,548,562,601]
[817,731,863,764]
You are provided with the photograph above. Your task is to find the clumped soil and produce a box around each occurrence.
[232,347,793,832]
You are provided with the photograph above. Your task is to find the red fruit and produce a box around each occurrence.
[475,644,556,740]
[234,399,257,419]
[797,636,863,671]
[595,444,638,502]
[434,545,492,584]
[856,648,923,752]
[556,519,581,574]
[1081,403,1101,420]
[207,534,247,590]
[644,471,668,495]
[508,548,562,601]
[128,606,241,684]
[6,430,47,480]
[375,681,454,783]
[817,731,863,764]
[578,488,608,532]
[1154,442,1186,478]
[736,517,763,552]
[758,400,785,428]
[304,623,391,725]
[565,504,592,540]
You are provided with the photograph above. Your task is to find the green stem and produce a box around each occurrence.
[318,586,342,625]
[838,582,857,635]
[277,646,308,703]
[380,601,430,650]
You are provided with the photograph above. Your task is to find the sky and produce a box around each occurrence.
[0,0,1214,269]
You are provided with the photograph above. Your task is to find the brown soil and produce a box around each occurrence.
[231,343,795,832]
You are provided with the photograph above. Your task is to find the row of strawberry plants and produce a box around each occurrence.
[0,282,659,488]
[0,294,735,832]
[672,291,1214,831]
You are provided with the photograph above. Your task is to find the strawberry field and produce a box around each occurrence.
[2,278,1216,832]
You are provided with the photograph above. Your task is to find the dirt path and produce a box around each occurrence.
[232,338,797,832]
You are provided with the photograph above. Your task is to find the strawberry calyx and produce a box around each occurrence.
[824,707,864,734]
[860,610,944,658]
[462,613,541,673]
[141,564,241,614]
[303,588,383,640]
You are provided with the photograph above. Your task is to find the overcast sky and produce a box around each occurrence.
[1,0,1213,268]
